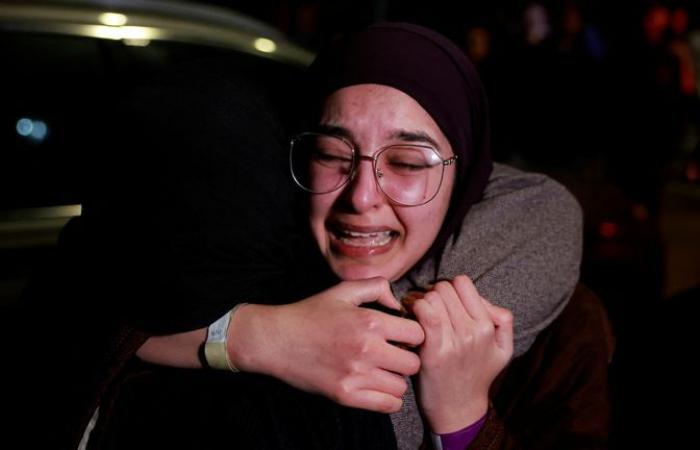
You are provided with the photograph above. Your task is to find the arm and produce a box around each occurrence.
[136,328,206,369]
[396,163,583,357]
[136,278,425,414]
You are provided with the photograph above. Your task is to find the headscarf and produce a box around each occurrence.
[306,22,493,263]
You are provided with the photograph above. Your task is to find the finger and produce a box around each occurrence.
[452,275,490,322]
[412,298,446,351]
[374,341,421,375]
[351,389,403,413]
[343,277,400,310]
[378,313,425,346]
[486,303,514,354]
[481,298,501,322]
[481,297,504,322]
[363,368,409,398]
[432,280,473,332]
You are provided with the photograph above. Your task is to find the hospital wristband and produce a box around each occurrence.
[204,303,248,372]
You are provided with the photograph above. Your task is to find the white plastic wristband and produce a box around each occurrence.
[204,303,248,372]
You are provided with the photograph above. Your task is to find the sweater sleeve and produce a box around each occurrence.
[394,163,583,358]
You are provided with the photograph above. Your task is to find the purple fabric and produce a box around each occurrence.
[306,22,493,267]
[439,413,487,450]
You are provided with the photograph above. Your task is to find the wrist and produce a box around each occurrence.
[428,397,488,435]
[431,412,488,450]
[204,304,248,372]
[226,303,279,375]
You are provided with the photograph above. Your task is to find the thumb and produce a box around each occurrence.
[341,278,401,310]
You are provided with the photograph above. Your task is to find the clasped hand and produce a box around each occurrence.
[412,275,513,433]
[228,276,513,425]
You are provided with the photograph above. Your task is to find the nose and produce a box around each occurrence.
[341,156,384,212]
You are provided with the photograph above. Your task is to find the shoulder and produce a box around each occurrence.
[464,163,584,278]
[435,164,585,356]
[459,163,582,243]
[480,163,582,226]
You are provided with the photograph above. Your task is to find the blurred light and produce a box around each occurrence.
[466,27,491,63]
[16,118,33,137]
[687,161,700,182]
[644,5,670,45]
[524,3,550,45]
[632,204,649,221]
[671,8,689,36]
[30,120,48,141]
[599,222,619,239]
[15,118,49,143]
[254,37,277,54]
[86,25,158,41]
[123,39,151,47]
[99,12,128,27]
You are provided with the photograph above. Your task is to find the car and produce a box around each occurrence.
[0,0,314,306]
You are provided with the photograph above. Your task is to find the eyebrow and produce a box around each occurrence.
[391,130,442,153]
[315,124,442,153]
[314,124,357,145]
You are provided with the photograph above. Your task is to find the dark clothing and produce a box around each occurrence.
[68,284,612,450]
[467,284,613,450]
[80,63,304,333]
[7,62,331,449]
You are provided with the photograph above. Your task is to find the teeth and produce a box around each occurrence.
[336,229,393,247]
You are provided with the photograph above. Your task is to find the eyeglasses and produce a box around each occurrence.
[289,132,458,206]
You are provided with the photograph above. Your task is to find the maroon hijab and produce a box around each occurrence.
[307,22,492,263]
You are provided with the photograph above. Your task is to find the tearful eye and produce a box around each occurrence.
[386,160,431,172]
[382,151,435,175]
[312,150,352,163]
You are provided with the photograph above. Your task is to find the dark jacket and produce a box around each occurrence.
[465,284,614,450]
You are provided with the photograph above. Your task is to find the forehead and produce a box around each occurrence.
[320,84,442,136]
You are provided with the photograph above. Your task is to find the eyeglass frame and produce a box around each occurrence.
[289,131,459,206]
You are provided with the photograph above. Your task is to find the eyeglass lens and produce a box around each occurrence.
[291,134,446,205]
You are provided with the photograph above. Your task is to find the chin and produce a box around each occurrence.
[330,260,400,282]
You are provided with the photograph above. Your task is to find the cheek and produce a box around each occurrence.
[402,179,453,245]
[308,194,336,243]
[399,205,445,251]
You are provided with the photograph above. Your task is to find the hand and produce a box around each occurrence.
[228,277,425,413]
[412,275,513,433]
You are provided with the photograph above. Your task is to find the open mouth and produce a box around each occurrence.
[334,228,394,247]
[328,223,399,251]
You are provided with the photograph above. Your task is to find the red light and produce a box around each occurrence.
[599,222,619,238]
[671,8,689,35]
[687,162,699,182]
